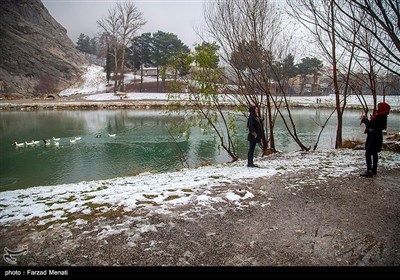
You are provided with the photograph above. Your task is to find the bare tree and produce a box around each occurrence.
[97,1,145,92]
[287,0,360,149]
[330,1,398,115]
[347,28,381,115]
[97,7,120,91]
[334,0,400,76]
[203,0,311,154]
[117,1,146,91]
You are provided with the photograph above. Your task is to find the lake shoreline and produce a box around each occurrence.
[2,96,399,112]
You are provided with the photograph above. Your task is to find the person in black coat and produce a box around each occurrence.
[247,106,262,167]
[360,102,391,177]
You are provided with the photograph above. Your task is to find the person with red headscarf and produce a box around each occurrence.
[360,102,391,177]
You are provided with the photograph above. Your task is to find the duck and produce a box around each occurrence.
[25,141,35,146]
[32,140,40,145]
[234,188,247,197]
[43,139,51,146]
[54,141,60,146]
[108,133,116,137]
[96,134,102,138]
[74,136,82,141]
[52,137,61,141]
[13,141,25,147]
[69,139,77,143]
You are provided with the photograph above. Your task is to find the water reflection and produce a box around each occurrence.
[0,108,399,191]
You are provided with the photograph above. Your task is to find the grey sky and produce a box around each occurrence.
[42,0,206,49]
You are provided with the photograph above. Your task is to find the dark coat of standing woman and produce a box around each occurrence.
[360,102,391,177]
[247,106,262,167]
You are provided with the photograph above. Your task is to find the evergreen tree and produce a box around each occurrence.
[131,32,153,69]
[296,57,324,95]
[76,33,91,53]
[151,31,189,92]
[89,37,98,56]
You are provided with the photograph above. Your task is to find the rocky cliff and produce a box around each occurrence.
[0,0,88,96]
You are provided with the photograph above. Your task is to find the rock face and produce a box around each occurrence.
[0,0,88,96]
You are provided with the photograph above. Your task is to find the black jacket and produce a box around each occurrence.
[247,115,262,143]
[361,114,387,153]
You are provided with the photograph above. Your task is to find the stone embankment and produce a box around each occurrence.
[0,96,175,110]
[2,96,399,112]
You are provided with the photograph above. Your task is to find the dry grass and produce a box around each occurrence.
[342,139,364,149]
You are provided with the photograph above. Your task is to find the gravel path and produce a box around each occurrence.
[1,167,399,267]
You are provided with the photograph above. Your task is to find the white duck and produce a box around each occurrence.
[52,137,60,141]
[13,142,25,147]
[54,141,60,146]
[74,136,82,140]
[69,138,77,143]
[108,133,116,137]
[25,141,35,146]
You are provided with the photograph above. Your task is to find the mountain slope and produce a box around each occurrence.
[0,0,88,96]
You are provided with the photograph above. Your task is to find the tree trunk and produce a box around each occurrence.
[331,1,342,149]
[266,94,275,152]
[121,36,126,92]
[140,64,144,92]
[162,74,166,93]
[113,42,118,92]
[156,66,160,92]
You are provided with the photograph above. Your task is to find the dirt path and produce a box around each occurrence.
[1,167,399,267]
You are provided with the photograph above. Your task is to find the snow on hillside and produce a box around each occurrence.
[59,65,107,96]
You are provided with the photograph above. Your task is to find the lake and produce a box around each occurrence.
[1,108,399,191]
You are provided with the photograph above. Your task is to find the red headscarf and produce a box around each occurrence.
[370,102,391,130]
[376,102,391,116]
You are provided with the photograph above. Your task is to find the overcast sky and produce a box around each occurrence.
[42,0,207,49]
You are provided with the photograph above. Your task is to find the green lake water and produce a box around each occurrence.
[1,108,398,191]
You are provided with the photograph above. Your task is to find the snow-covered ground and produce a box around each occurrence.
[59,64,400,108]
[1,65,399,227]
[1,149,400,226]
[59,65,107,96]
